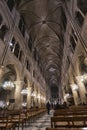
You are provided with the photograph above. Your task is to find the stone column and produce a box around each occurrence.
[37,91,40,108]
[76,76,87,103]
[34,89,37,107]
[14,80,23,109]
[35,92,38,107]
[39,91,41,108]
[70,84,80,105]
[0,66,5,82]
[27,87,32,108]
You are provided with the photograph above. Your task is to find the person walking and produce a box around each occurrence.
[46,101,51,115]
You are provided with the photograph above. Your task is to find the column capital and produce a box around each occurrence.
[14,80,24,85]
[76,74,87,83]
[76,75,82,80]
[70,84,78,91]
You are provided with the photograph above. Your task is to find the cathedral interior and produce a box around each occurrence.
[0,0,87,106]
[0,0,87,108]
[0,1,87,129]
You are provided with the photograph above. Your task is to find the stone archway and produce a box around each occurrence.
[75,55,87,104]
[21,77,28,108]
[79,55,87,74]
[0,64,17,108]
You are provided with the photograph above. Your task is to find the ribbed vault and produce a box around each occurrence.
[16,0,65,99]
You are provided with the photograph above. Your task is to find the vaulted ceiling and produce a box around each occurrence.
[16,0,66,98]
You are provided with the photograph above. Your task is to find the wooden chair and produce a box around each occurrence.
[0,116,15,130]
[9,109,25,130]
[51,116,87,128]
[46,128,87,130]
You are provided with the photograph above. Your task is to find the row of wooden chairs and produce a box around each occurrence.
[46,105,87,130]
[46,128,86,130]
[51,116,87,128]
[0,116,15,130]
[0,107,46,130]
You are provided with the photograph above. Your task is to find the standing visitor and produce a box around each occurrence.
[46,101,51,115]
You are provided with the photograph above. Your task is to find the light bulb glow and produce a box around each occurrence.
[2,81,15,90]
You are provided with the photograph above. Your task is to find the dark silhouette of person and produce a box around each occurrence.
[62,101,69,108]
[51,103,54,109]
[46,101,51,114]
[54,102,61,110]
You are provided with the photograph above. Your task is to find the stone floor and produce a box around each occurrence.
[19,111,53,130]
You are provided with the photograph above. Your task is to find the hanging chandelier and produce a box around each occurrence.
[2,81,15,90]
[31,92,36,97]
[21,88,28,95]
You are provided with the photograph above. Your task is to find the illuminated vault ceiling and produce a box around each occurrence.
[16,0,66,98]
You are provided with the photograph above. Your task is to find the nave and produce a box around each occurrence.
[16,105,87,130]
[19,112,52,130]
[0,1,87,130]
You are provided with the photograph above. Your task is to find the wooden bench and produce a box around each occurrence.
[54,111,87,116]
[46,128,87,130]
[0,116,15,130]
[8,109,25,130]
[54,108,87,113]
[51,116,87,128]
[70,105,87,109]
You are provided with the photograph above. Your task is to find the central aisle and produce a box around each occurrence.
[29,113,51,130]
[20,111,53,130]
